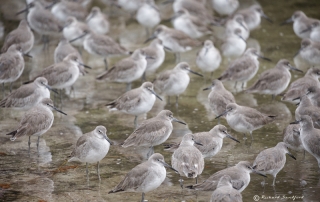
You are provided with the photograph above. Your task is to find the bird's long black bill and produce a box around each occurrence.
[215,108,231,119]
[69,32,88,43]
[160,160,179,173]
[280,18,293,26]
[16,8,28,15]
[79,62,92,69]
[149,89,163,101]
[144,35,157,44]
[287,152,296,160]
[43,84,59,94]
[252,170,268,178]
[288,64,303,73]
[256,54,272,62]
[172,117,186,125]
[48,104,67,115]
[188,69,203,77]
[226,133,240,143]
[262,14,273,23]
[290,120,300,124]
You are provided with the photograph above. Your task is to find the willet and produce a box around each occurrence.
[141,39,165,79]
[210,175,243,202]
[280,11,319,39]
[295,95,320,129]
[62,17,89,48]
[218,48,271,89]
[293,115,320,168]
[196,40,221,76]
[216,103,275,139]
[295,39,320,65]
[246,59,303,99]
[282,67,320,104]
[18,2,62,47]
[253,142,296,186]
[145,25,201,62]
[203,80,235,121]
[307,21,320,43]
[165,0,215,24]
[6,98,67,153]
[153,62,203,105]
[306,86,320,107]
[165,125,240,158]
[68,125,112,180]
[221,28,246,58]
[1,19,34,54]
[116,0,144,14]
[51,0,88,22]
[54,39,87,75]
[96,49,149,90]
[0,77,54,110]
[70,30,129,69]
[0,45,25,93]
[136,0,161,37]
[108,153,178,202]
[186,161,267,192]
[122,110,185,156]
[29,54,91,90]
[225,14,250,40]
[211,0,239,16]
[86,7,110,35]
[236,4,272,31]
[171,9,212,39]
[283,124,304,153]
[172,133,204,188]
[106,82,163,127]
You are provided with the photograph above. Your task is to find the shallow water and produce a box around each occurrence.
[1,0,320,201]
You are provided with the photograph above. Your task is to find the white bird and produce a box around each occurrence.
[225,14,250,40]
[221,28,246,58]
[136,0,161,37]
[86,7,110,35]
[196,40,221,75]
[211,0,239,16]
[63,17,88,48]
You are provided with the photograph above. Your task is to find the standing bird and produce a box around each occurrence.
[186,161,266,192]
[295,95,320,129]
[211,0,239,16]
[51,0,88,23]
[295,39,320,66]
[218,48,271,89]
[282,67,320,104]
[221,28,246,58]
[96,49,149,91]
[210,175,243,202]
[171,9,212,39]
[294,115,320,168]
[216,103,275,139]
[283,124,304,153]
[122,110,185,157]
[236,4,272,31]
[246,59,303,99]
[225,14,250,40]
[281,11,319,39]
[109,153,177,202]
[172,133,204,188]
[70,30,129,69]
[86,7,110,35]
[306,21,320,42]
[0,45,26,93]
[28,54,91,91]
[17,2,62,48]
[165,125,240,158]
[136,0,161,37]
[253,142,296,186]
[145,25,201,62]
[1,19,34,54]
[68,126,112,180]
[196,40,221,76]
[141,39,165,79]
[63,17,89,48]
[203,80,235,121]
[106,82,163,127]
[153,62,203,105]
[0,77,54,110]
[6,98,67,153]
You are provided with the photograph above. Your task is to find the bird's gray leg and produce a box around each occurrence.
[147,146,154,159]
[141,72,146,82]
[104,57,108,70]
[146,27,150,38]
[241,82,244,89]
[175,53,180,63]
[168,96,170,105]
[2,83,4,97]
[243,133,247,139]
[28,136,31,154]
[250,131,253,140]
[175,96,179,107]
[97,161,101,181]
[141,192,145,202]
[126,82,132,91]
[272,94,275,101]
[37,136,40,153]
[272,175,276,186]
[234,81,237,89]
[195,176,198,184]
[10,82,12,93]
[179,176,184,189]
[218,117,220,124]
[134,115,138,128]
[86,162,89,180]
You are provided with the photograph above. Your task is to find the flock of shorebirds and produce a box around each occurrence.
[1,0,320,201]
